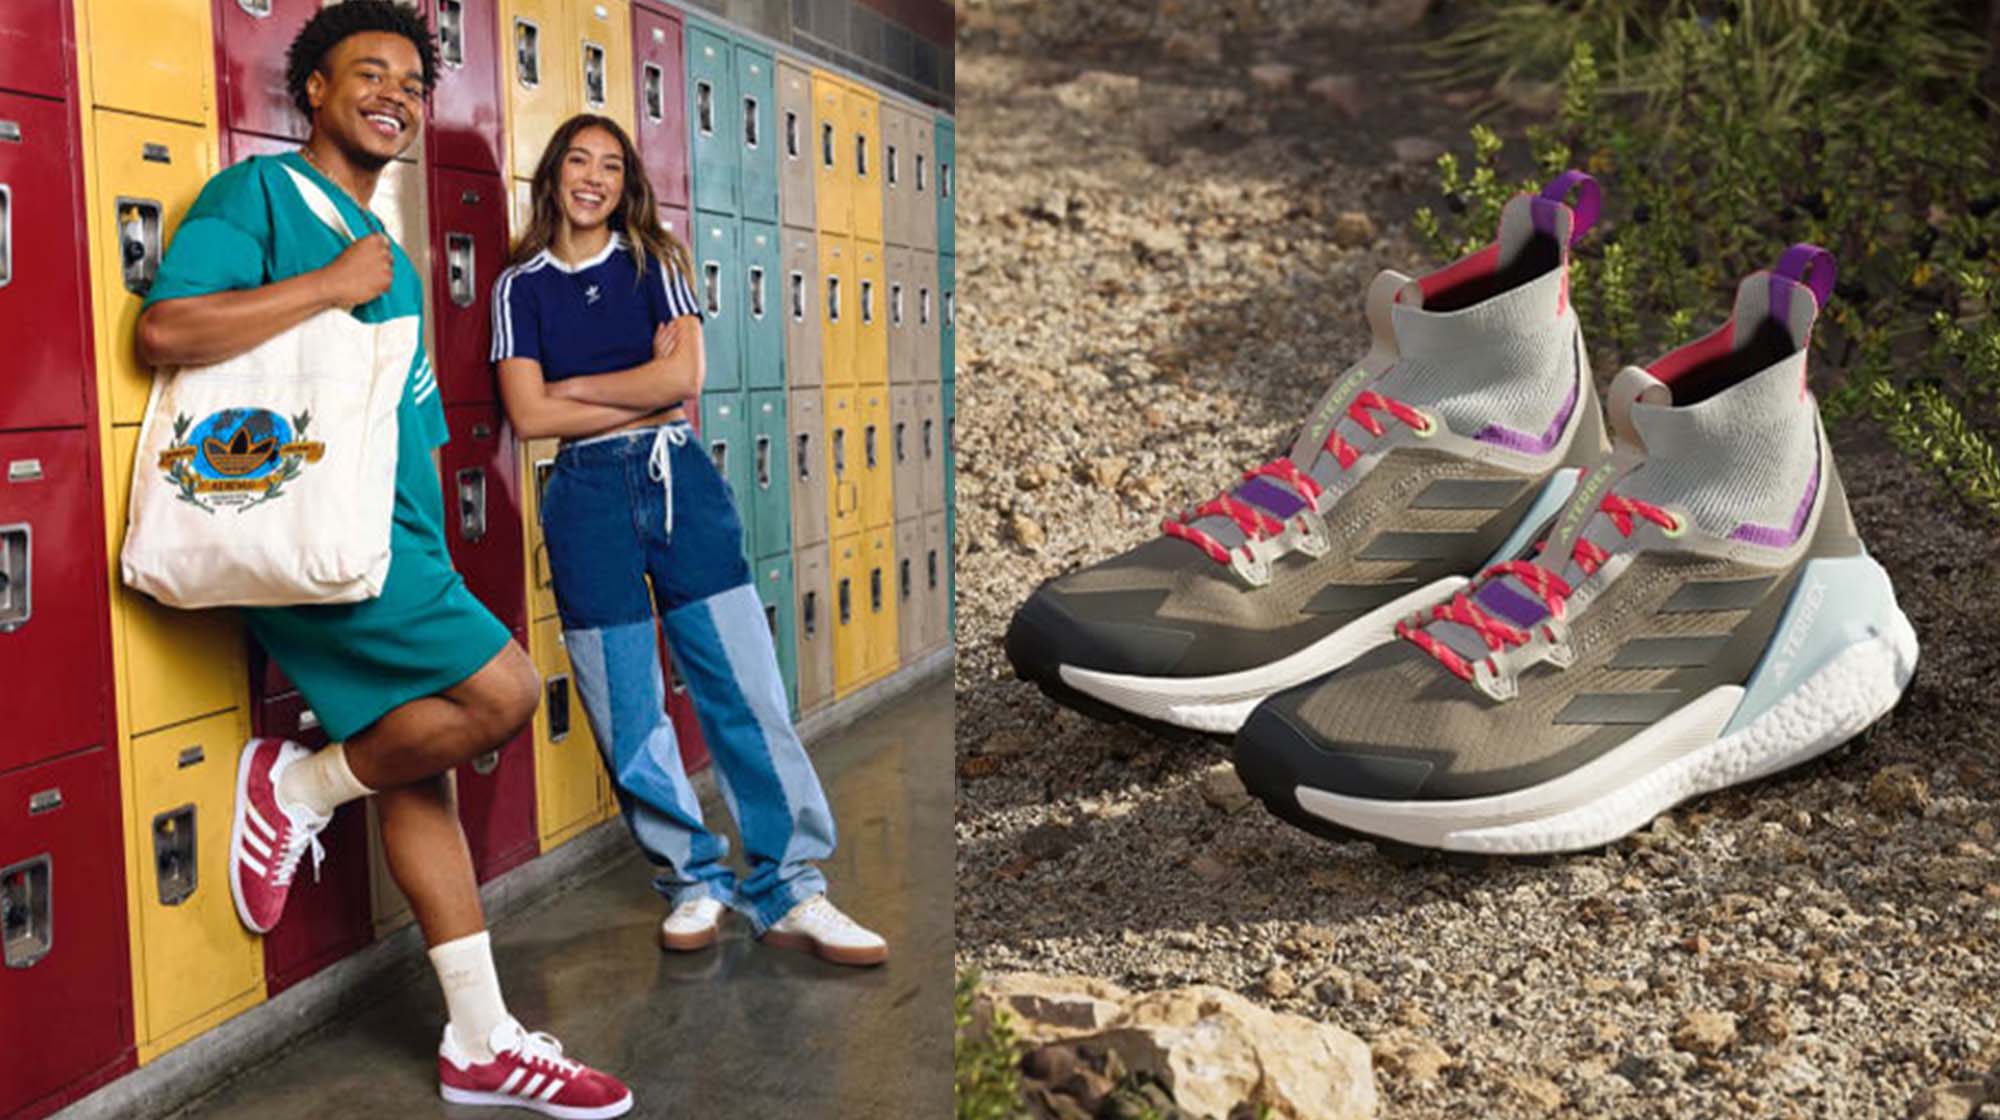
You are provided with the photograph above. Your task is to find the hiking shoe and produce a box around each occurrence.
[761,894,889,966]
[438,1018,634,1118]
[658,895,725,952]
[1234,244,1919,854]
[1006,171,1612,734]
[229,737,329,935]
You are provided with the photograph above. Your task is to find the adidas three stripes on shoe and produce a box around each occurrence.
[1007,171,1611,734]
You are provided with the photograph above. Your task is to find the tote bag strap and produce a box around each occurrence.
[279,162,360,245]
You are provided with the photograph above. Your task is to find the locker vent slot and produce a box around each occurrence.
[743,96,760,148]
[695,80,714,136]
[28,789,61,815]
[2,855,53,969]
[6,460,41,482]
[710,439,728,478]
[116,198,164,296]
[0,523,28,632]
[141,143,171,164]
[748,265,766,319]
[457,467,488,542]
[644,63,664,122]
[176,746,204,769]
[796,433,812,481]
[546,675,570,741]
[755,435,772,489]
[447,233,476,307]
[581,42,607,109]
[514,19,540,88]
[438,0,465,68]
[152,805,197,906]
[786,111,800,159]
[789,270,805,321]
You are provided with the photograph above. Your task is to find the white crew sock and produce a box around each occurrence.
[429,930,511,1063]
[276,742,373,819]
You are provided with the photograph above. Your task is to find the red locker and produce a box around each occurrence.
[0,430,113,774]
[213,0,317,142]
[429,168,510,405]
[423,0,505,176]
[0,748,136,1120]
[631,3,688,210]
[0,0,72,101]
[660,203,692,247]
[224,127,297,165]
[441,402,527,631]
[657,624,711,775]
[255,692,372,996]
[0,91,93,431]
[458,629,537,881]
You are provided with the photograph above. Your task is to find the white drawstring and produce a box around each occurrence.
[647,423,691,537]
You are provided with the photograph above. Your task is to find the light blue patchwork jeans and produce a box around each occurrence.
[540,421,832,933]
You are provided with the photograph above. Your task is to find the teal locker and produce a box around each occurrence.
[695,213,743,392]
[939,252,955,383]
[734,43,778,223]
[935,117,954,256]
[741,219,785,390]
[748,389,792,561]
[754,553,800,715]
[701,390,753,557]
[943,375,956,630]
[686,21,737,215]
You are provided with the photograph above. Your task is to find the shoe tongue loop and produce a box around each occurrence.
[1281,269,1410,470]
[1607,366,1671,453]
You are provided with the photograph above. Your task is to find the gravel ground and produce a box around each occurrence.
[951,2,2000,1117]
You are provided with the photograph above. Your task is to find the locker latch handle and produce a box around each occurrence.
[703,261,723,318]
[457,466,487,542]
[927,549,938,589]
[153,804,198,907]
[438,0,465,68]
[236,0,271,17]
[894,421,906,464]
[860,279,874,324]
[838,578,851,624]
[900,558,911,602]
[695,80,715,136]
[832,429,845,478]
[710,438,728,480]
[864,424,878,469]
[922,418,935,461]
[763,602,778,639]
[789,270,806,321]
[786,111,801,159]
[514,19,541,89]
[116,198,163,297]
[916,152,928,193]
[755,435,772,489]
[0,184,12,290]
[643,63,665,123]
[748,265,766,320]
[803,590,817,636]
[795,432,812,481]
[891,282,903,326]
[581,41,607,109]
[870,567,883,612]
[1,854,53,969]
[447,232,476,308]
[855,134,869,179]
[0,523,29,633]
[471,750,500,776]
[826,275,841,322]
[546,674,570,741]
[920,287,932,326]
[743,96,760,149]
[821,122,835,168]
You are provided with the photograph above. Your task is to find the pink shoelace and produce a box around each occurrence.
[1399,493,1680,682]
[1162,391,1431,565]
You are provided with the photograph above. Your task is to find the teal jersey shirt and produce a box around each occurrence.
[145,151,509,740]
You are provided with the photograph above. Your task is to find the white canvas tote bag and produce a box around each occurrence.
[120,164,417,608]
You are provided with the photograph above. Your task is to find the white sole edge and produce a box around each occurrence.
[1295,607,1919,854]
[440,1085,634,1118]
[1056,575,1467,733]
[227,738,269,935]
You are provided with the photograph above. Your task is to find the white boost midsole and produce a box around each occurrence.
[1294,605,1919,853]
[1057,575,1467,733]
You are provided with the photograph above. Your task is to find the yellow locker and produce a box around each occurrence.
[125,712,264,1062]
[811,72,849,235]
[830,532,866,696]
[845,84,882,244]
[110,427,248,736]
[93,112,216,426]
[854,238,887,385]
[825,387,860,539]
[533,616,608,849]
[519,436,560,621]
[86,0,215,125]
[862,526,897,682]
[575,0,635,138]
[818,233,854,387]
[859,385,892,530]
[502,0,573,183]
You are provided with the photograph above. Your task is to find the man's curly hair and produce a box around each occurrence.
[286,1,439,120]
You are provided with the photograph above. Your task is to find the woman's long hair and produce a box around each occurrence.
[509,114,695,288]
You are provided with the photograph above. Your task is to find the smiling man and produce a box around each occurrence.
[132,4,632,1116]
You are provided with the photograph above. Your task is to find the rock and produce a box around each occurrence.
[1023,1042,1080,1083]
[1162,30,1222,66]
[1188,854,1232,882]
[1009,512,1047,551]
[1020,821,1089,861]
[1082,456,1130,491]
[1505,1073,1566,1112]
[1054,70,1141,113]
[1018,462,1063,490]
[1371,1028,1451,1084]
[1262,966,1297,1000]
[1909,1082,1988,1120]
[977,974,1132,1040]
[1201,764,1255,814]
[1371,0,1432,30]
[1671,1010,1738,1057]
[1746,1001,1793,1045]
[1391,136,1446,166]
[1868,764,1931,815]
[1071,986,1378,1120]
[1305,74,1364,118]
[1248,62,1297,93]
[1133,224,1187,262]
[1331,211,1377,249]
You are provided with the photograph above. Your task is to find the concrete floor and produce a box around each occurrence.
[174,679,953,1119]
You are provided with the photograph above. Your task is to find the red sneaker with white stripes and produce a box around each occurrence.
[228,737,329,935]
[438,1019,634,1118]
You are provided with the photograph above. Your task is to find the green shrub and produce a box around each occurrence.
[955,972,1030,1120]
[1416,3,2000,518]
